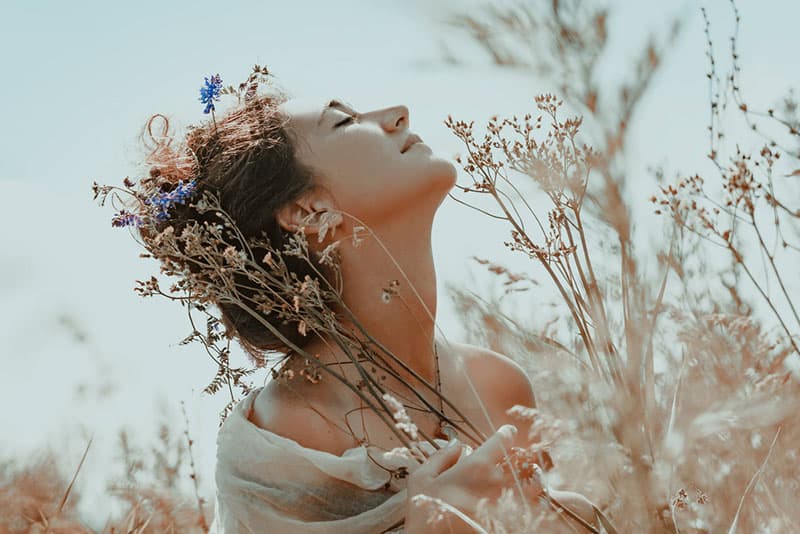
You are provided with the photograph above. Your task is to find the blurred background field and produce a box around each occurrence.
[1,0,799,531]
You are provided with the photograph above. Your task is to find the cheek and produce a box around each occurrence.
[323,132,393,169]
[312,137,456,216]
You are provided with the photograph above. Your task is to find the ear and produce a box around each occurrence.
[275,189,344,244]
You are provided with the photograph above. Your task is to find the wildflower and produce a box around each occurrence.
[410,495,449,526]
[300,365,321,384]
[152,225,175,247]
[672,488,689,510]
[111,209,144,228]
[381,280,400,304]
[385,447,415,462]
[221,245,248,269]
[502,446,541,482]
[318,241,340,267]
[144,179,198,221]
[134,276,160,297]
[180,224,203,255]
[315,211,341,243]
[506,405,562,446]
[383,392,419,440]
[199,74,223,114]
[352,225,366,247]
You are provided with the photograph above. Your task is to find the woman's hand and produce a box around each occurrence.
[404,424,534,534]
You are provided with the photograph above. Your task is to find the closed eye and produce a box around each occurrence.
[334,115,355,128]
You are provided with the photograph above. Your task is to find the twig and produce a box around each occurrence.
[57,434,94,515]
[727,426,782,533]
[180,401,209,533]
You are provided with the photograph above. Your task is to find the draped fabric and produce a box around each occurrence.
[210,386,451,534]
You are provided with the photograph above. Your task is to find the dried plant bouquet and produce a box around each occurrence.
[92,67,491,460]
[91,65,619,532]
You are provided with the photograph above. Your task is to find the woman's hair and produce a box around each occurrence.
[138,91,330,361]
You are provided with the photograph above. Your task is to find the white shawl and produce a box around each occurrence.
[210,386,450,534]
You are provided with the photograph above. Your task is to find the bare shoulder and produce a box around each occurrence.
[447,341,531,390]
[444,341,537,424]
[249,381,356,455]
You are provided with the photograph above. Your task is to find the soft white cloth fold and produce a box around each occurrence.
[210,386,450,534]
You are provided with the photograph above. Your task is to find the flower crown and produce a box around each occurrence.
[100,65,273,230]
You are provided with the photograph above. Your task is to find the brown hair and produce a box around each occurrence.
[138,91,330,361]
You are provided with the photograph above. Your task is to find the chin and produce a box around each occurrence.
[428,158,458,190]
[422,162,457,213]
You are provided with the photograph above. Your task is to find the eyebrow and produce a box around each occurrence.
[317,99,356,126]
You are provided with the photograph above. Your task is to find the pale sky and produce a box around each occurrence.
[1,0,798,527]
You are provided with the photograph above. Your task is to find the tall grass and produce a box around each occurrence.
[444,0,800,531]
[0,417,211,533]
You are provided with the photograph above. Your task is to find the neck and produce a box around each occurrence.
[306,199,440,390]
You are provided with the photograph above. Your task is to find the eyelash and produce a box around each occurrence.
[334,115,355,128]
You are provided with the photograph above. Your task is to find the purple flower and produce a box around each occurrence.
[112,210,144,228]
[199,74,223,114]
[144,179,198,221]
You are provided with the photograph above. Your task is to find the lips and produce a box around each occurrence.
[400,133,423,154]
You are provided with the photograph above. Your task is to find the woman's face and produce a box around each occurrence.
[279,98,457,225]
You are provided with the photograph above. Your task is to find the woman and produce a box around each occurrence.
[123,80,598,532]
[209,95,562,533]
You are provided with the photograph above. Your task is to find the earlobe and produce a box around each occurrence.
[275,200,309,233]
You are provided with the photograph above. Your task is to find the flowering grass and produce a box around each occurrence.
[442,1,800,531]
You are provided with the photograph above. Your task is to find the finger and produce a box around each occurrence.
[548,489,597,526]
[470,424,517,467]
[486,461,508,486]
[415,439,464,479]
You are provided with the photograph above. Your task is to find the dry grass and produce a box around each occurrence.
[0,420,211,533]
[443,0,800,531]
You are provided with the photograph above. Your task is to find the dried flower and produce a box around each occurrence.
[318,241,340,267]
[299,364,321,384]
[352,225,366,247]
[410,495,449,526]
[383,392,419,440]
[385,447,416,462]
[381,280,400,304]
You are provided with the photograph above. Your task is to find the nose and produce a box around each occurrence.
[377,105,409,132]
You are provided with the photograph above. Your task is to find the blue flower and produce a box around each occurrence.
[144,179,198,221]
[112,210,144,228]
[199,74,223,114]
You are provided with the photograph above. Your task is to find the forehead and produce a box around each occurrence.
[278,97,333,134]
[279,97,327,120]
